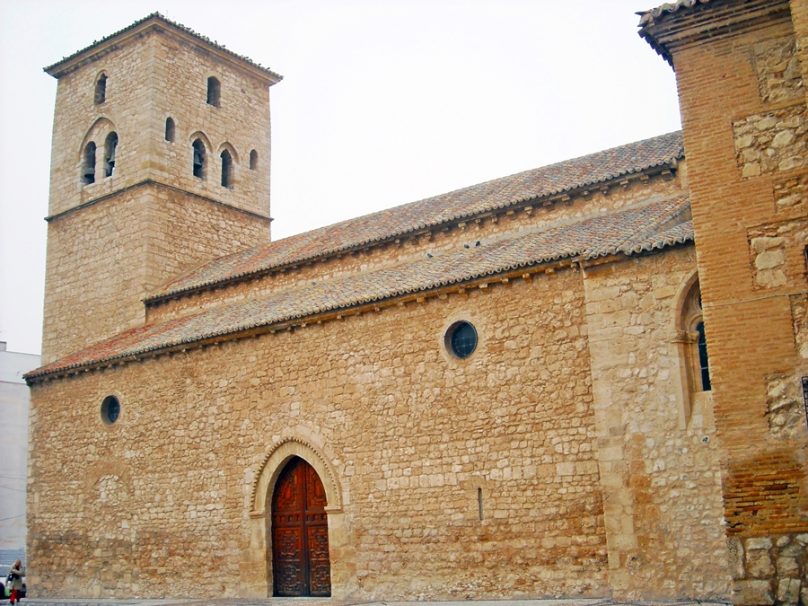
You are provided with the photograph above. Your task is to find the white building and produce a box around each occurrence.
[0,342,39,560]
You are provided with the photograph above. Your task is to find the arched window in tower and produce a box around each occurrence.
[220,149,233,188]
[82,142,96,185]
[104,132,118,177]
[165,117,175,142]
[95,73,107,104]
[207,77,221,107]
[249,149,258,170]
[192,139,206,178]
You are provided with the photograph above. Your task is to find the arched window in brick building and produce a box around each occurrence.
[192,139,206,178]
[165,118,175,142]
[249,149,258,170]
[82,142,96,185]
[220,149,233,188]
[104,132,118,177]
[94,73,107,104]
[207,76,221,107]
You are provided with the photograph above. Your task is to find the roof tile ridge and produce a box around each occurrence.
[597,193,691,259]
[29,195,695,382]
[149,131,685,303]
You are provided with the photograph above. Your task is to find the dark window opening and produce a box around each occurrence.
[101,395,120,425]
[801,377,808,430]
[192,139,206,178]
[446,321,478,359]
[249,149,258,170]
[696,321,711,391]
[95,74,107,104]
[82,142,96,185]
[165,117,175,142]
[207,76,221,107]
[220,149,233,187]
[104,132,118,177]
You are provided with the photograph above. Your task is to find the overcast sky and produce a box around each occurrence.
[0,0,680,356]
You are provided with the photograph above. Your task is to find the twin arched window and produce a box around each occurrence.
[191,139,236,188]
[81,132,118,185]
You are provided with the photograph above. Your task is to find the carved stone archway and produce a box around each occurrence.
[241,432,349,599]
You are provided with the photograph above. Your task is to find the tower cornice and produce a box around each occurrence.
[638,0,790,66]
[44,13,283,86]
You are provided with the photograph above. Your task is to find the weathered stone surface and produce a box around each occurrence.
[776,554,800,577]
[776,578,801,604]
[765,374,805,440]
[749,218,808,290]
[727,537,745,580]
[774,174,808,212]
[792,295,808,359]
[733,105,808,178]
[746,547,775,578]
[735,580,774,605]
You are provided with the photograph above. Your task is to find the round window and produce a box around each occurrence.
[100,395,121,425]
[445,321,478,359]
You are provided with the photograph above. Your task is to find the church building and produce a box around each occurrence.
[25,1,808,603]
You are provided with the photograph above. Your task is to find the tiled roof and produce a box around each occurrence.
[27,194,692,382]
[637,0,714,27]
[44,13,282,82]
[150,131,684,303]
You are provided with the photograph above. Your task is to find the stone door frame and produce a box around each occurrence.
[243,434,347,598]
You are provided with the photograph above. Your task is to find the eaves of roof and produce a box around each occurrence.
[44,13,282,85]
[147,131,684,306]
[26,194,693,384]
[638,0,790,66]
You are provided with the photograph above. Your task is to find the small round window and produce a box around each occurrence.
[445,321,478,359]
[100,395,121,425]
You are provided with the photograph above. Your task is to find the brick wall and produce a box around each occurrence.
[658,4,808,603]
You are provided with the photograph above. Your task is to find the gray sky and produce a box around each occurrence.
[0,0,680,356]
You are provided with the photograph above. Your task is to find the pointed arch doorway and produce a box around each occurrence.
[271,456,332,597]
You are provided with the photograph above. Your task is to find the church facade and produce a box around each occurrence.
[25,1,808,604]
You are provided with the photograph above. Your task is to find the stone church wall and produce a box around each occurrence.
[584,247,730,599]
[29,244,727,600]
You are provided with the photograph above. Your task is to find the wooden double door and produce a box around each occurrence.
[271,457,331,596]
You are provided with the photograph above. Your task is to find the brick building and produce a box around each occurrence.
[25,1,808,603]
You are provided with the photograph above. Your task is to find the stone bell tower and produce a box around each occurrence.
[41,14,281,363]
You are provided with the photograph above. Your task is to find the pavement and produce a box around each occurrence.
[9,599,733,606]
